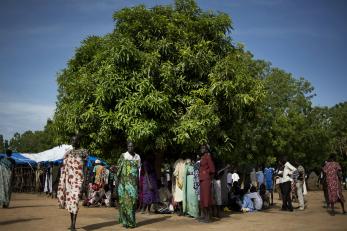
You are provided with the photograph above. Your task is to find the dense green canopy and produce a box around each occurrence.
[52,0,264,162]
[2,0,346,173]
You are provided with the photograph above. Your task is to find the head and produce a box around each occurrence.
[70,135,80,149]
[250,185,257,193]
[95,159,101,165]
[281,156,288,164]
[259,184,266,194]
[243,183,251,194]
[196,154,200,161]
[5,148,12,157]
[110,165,116,172]
[127,141,134,154]
[200,144,209,155]
[328,153,336,162]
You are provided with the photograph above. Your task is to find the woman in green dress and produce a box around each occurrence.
[117,141,141,228]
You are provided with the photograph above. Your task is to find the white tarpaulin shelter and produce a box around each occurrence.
[20,145,108,167]
[21,145,73,163]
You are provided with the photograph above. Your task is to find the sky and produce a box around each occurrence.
[0,0,346,140]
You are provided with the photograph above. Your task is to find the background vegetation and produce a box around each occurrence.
[1,0,346,173]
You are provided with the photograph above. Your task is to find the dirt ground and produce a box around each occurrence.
[0,191,346,231]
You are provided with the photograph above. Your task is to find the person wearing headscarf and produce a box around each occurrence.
[93,159,106,188]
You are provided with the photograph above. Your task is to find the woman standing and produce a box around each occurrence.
[117,141,141,228]
[322,154,346,215]
[183,159,199,218]
[199,144,215,223]
[141,160,159,214]
[57,135,88,230]
[173,158,185,215]
[0,149,15,208]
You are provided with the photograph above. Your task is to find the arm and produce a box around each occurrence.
[285,162,296,172]
[207,155,215,176]
[116,154,124,179]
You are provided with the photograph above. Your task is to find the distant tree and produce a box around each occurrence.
[242,67,333,171]
[9,132,21,152]
[4,140,9,150]
[0,134,4,153]
[7,119,56,153]
[329,102,347,170]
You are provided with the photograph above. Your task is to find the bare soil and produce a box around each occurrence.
[0,191,346,231]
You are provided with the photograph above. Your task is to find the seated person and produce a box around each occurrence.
[259,183,270,209]
[228,181,243,211]
[86,183,106,207]
[241,194,255,213]
[156,182,173,214]
[104,185,112,207]
[244,185,263,211]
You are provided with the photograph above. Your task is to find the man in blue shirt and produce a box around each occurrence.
[264,167,275,205]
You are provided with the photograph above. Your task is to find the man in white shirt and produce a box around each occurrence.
[227,169,239,191]
[231,169,240,183]
[278,157,296,211]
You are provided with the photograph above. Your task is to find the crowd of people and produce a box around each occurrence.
[1,138,346,230]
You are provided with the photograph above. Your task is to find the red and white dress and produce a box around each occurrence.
[57,148,88,214]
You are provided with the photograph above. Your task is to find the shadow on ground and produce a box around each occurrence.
[137,216,172,227]
[10,205,56,209]
[0,218,43,226]
[82,220,118,231]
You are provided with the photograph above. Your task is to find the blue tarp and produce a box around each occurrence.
[0,153,37,166]
[0,153,108,167]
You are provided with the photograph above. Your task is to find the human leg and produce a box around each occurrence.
[280,183,286,210]
[339,199,345,213]
[296,181,304,210]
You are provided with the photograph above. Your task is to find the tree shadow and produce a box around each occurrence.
[82,215,171,230]
[137,215,171,227]
[82,221,118,231]
[0,218,43,226]
[9,204,56,209]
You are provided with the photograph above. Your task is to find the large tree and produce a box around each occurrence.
[53,0,265,162]
[244,67,334,171]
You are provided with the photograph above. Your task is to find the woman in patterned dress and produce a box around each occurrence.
[0,149,15,208]
[322,154,346,216]
[117,141,141,228]
[57,135,88,230]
